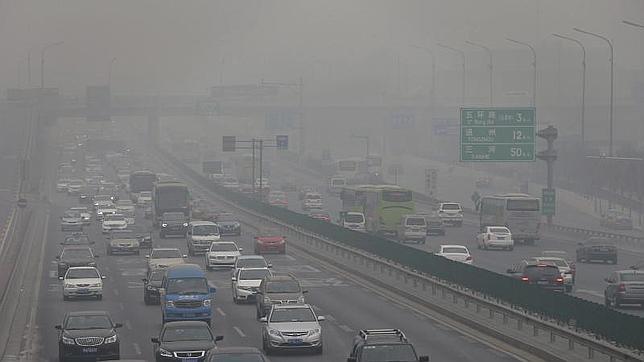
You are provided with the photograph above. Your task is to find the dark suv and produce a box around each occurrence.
[506,262,565,292]
[604,270,644,308]
[55,311,122,362]
[255,274,307,319]
[56,246,98,277]
[576,237,617,264]
[347,329,429,362]
[160,212,189,238]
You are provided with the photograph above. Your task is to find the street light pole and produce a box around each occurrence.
[506,38,536,107]
[553,34,586,150]
[40,41,64,89]
[465,41,493,105]
[410,45,436,110]
[437,43,465,105]
[574,28,614,156]
[108,57,117,88]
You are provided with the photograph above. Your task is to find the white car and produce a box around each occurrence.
[341,212,366,232]
[56,178,72,192]
[232,255,272,277]
[231,267,272,303]
[205,241,242,270]
[302,192,324,210]
[59,266,105,300]
[477,226,514,250]
[69,206,92,225]
[146,248,186,271]
[101,214,128,234]
[60,210,83,232]
[436,244,473,264]
[437,202,464,226]
[95,202,117,221]
[116,201,136,224]
[66,179,85,195]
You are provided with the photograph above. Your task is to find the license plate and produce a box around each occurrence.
[183,313,195,318]
[78,289,89,293]
[288,338,303,345]
[181,359,198,362]
[497,236,505,240]
[537,281,548,285]
[82,347,98,353]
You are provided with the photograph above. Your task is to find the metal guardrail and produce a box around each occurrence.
[158,147,644,361]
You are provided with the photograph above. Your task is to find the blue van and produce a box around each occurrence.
[160,264,216,325]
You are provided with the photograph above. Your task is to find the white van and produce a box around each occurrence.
[340,211,366,232]
[186,221,221,256]
[398,215,427,244]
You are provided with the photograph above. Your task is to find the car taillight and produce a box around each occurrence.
[555,276,564,283]
[618,284,626,292]
[520,276,529,282]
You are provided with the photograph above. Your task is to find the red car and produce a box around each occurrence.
[310,211,331,222]
[254,235,286,254]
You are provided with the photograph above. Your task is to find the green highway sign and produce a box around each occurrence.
[460,107,536,162]
[542,188,556,216]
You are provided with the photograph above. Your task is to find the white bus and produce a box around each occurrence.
[479,193,541,244]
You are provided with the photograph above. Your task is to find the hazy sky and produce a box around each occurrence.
[0,0,642,99]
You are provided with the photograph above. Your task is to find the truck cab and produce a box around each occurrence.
[160,264,216,325]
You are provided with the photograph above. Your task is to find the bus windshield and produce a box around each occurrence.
[382,190,412,202]
[507,199,539,211]
[157,187,189,210]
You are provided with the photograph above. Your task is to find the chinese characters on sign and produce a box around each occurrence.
[459,108,536,162]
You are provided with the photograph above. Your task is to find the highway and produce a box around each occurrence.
[28,119,533,361]
[0,104,29,234]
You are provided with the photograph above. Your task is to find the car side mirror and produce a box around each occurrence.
[101,275,106,279]
[267,263,273,268]
[94,255,100,258]
[577,242,584,246]
[55,325,62,330]
[145,255,150,258]
[114,323,123,328]
[238,247,243,252]
[317,316,325,321]
[419,356,430,362]
[58,276,64,280]
[182,254,187,258]
[151,337,159,344]
[259,317,268,323]
[302,290,309,294]
[215,335,224,342]
[209,286,217,293]
[231,277,237,282]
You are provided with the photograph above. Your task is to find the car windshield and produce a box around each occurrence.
[525,266,559,277]
[151,249,181,259]
[163,213,185,221]
[441,203,461,210]
[345,214,364,223]
[266,280,300,293]
[210,354,264,362]
[507,199,539,211]
[139,191,152,197]
[63,211,80,218]
[61,249,92,259]
[166,278,209,295]
[194,225,219,236]
[405,217,425,226]
[162,325,212,342]
[490,227,510,233]
[238,259,267,269]
[536,259,568,268]
[442,247,467,254]
[306,194,321,200]
[240,269,270,280]
[66,268,99,279]
[64,235,91,244]
[149,270,165,282]
[360,344,418,361]
[270,308,316,322]
[620,273,644,282]
[210,243,238,252]
[94,195,111,201]
[111,230,134,239]
[65,315,112,330]
[104,215,124,222]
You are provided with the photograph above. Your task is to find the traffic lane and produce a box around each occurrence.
[0,106,28,236]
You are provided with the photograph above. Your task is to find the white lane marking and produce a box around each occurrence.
[233,326,246,338]
[113,289,120,296]
[338,324,354,333]
[216,307,226,317]
[575,289,605,298]
[132,342,142,355]
[125,320,133,330]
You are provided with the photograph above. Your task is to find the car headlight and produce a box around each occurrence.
[104,334,117,344]
[268,329,281,337]
[203,299,211,307]
[97,211,103,215]
[62,335,75,345]
[161,223,168,227]
[308,328,321,336]
[64,283,74,288]
[165,301,175,308]
[90,283,101,287]
[159,348,173,357]
[264,296,271,303]
[298,295,305,303]
[183,222,188,227]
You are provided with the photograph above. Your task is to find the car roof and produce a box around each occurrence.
[166,264,204,277]
[62,245,92,251]
[209,346,264,354]
[66,266,98,271]
[190,221,217,226]
[65,310,110,317]
[239,267,270,271]
[272,303,311,310]
[153,247,181,252]
[441,244,468,249]
[264,274,297,281]
[237,255,265,260]
[163,320,210,328]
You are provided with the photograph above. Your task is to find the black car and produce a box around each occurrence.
[215,215,242,236]
[506,262,566,292]
[57,246,98,277]
[576,237,618,264]
[348,329,428,362]
[55,311,121,362]
[207,347,270,361]
[143,269,165,305]
[152,321,223,362]
[160,212,189,238]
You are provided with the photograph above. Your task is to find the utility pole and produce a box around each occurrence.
[251,139,256,196]
[259,139,264,201]
[574,28,614,156]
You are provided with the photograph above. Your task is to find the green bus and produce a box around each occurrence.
[340,185,415,235]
